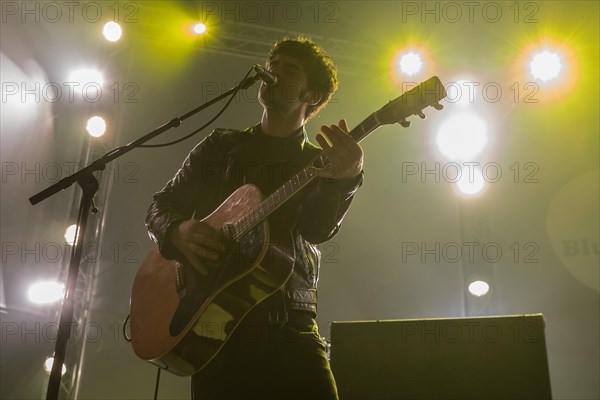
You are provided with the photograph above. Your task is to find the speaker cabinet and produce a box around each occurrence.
[330,314,552,399]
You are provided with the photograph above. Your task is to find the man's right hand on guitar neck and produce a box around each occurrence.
[169,220,226,276]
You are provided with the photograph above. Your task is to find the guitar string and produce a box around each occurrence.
[231,165,316,241]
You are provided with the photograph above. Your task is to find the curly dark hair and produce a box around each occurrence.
[266,36,338,121]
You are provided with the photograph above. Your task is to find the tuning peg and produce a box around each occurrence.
[417,112,426,119]
[399,119,411,128]
[433,102,443,110]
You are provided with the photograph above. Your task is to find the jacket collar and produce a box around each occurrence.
[252,123,308,150]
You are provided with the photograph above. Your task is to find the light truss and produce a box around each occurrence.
[201,22,378,76]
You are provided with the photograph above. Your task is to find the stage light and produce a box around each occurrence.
[510,37,578,104]
[103,21,122,42]
[86,116,106,137]
[530,50,562,81]
[192,22,207,35]
[446,79,477,106]
[44,357,67,376]
[67,69,104,93]
[28,281,65,304]
[389,45,434,87]
[64,224,77,245]
[456,167,485,196]
[436,113,488,160]
[398,52,423,76]
[468,280,490,297]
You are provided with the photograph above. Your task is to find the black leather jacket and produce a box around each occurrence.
[145,124,363,316]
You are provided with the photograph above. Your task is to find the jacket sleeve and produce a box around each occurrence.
[296,170,364,244]
[145,130,228,260]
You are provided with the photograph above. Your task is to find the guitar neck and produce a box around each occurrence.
[230,114,381,240]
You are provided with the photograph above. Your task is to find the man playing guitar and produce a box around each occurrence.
[145,36,364,399]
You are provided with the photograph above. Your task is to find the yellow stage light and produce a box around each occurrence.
[510,37,579,104]
[398,52,423,76]
[530,51,562,82]
[388,44,435,87]
[193,22,207,35]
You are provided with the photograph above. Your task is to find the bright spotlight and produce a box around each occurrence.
[530,51,562,81]
[28,281,65,304]
[192,22,207,35]
[103,21,122,42]
[446,79,477,105]
[468,280,490,297]
[436,113,488,160]
[67,69,104,93]
[456,167,485,195]
[44,357,67,376]
[64,224,77,245]
[86,116,106,137]
[398,52,423,76]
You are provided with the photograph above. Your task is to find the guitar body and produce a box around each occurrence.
[130,184,295,376]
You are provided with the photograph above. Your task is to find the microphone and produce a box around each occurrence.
[253,65,278,86]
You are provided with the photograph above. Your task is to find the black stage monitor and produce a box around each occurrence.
[330,314,552,399]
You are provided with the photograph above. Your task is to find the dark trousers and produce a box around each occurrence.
[191,309,339,399]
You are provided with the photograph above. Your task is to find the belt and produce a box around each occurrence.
[244,301,315,327]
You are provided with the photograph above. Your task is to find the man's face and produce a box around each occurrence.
[259,53,312,117]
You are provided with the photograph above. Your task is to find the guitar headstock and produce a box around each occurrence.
[376,76,447,128]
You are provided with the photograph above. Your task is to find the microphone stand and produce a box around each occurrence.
[30,73,262,400]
